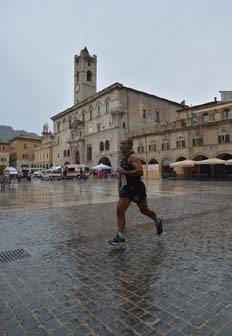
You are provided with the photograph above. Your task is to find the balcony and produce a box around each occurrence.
[111,106,126,116]
[69,119,84,130]
[178,111,232,128]
[68,134,85,144]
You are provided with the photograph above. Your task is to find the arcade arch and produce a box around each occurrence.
[149,159,158,164]
[192,154,209,177]
[215,153,232,178]
[215,152,232,160]
[193,154,208,161]
[161,157,173,178]
[176,156,187,162]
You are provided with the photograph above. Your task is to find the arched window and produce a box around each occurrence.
[106,102,109,113]
[99,141,104,151]
[67,149,70,156]
[105,140,110,150]
[105,97,110,113]
[64,150,66,157]
[87,71,92,82]
[96,101,101,116]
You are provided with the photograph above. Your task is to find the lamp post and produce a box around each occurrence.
[145,133,148,181]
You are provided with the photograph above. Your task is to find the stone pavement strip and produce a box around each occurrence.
[0,180,232,335]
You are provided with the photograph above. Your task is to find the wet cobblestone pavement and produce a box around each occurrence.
[0,179,232,336]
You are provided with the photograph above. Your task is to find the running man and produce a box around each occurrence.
[109,137,163,246]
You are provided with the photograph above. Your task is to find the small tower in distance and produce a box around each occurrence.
[42,122,49,135]
[74,47,97,104]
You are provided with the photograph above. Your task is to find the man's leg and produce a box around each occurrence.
[117,197,131,233]
[109,197,131,245]
[137,197,158,223]
[137,197,163,235]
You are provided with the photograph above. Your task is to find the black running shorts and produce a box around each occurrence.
[119,181,147,204]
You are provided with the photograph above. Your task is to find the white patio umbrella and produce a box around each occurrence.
[92,163,112,170]
[225,159,232,165]
[194,158,225,165]
[170,160,195,168]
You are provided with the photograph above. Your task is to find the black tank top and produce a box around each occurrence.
[120,151,141,185]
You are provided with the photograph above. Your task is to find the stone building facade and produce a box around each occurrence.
[9,136,41,171]
[51,48,182,169]
[33,125,54,169]
[0,141,10,169]
[132,93,232,178]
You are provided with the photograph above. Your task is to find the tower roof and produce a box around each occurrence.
[80,47,90,56]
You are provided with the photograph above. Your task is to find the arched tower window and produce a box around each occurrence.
[105,140,110,151]
[64,150,67,157]
[76,72,79,81]
[87,71,92,82]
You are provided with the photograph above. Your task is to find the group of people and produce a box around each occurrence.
[109,137,164,246]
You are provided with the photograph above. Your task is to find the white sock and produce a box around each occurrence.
[119,232,125,239]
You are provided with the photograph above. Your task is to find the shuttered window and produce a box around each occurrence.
[218,134,230,144]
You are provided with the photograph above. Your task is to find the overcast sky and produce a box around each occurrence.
[1,0,232,134]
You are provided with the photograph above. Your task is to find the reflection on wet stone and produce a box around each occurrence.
[0,179,232,335]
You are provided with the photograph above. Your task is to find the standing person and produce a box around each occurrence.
[79,167,84,181]
[109,137,163,246]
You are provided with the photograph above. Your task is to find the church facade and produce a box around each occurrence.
[51,47,182,169]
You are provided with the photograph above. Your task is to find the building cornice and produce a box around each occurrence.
[0,141,10,145]
[177,100,232,113]
[9,136,41,142]
[51,83,184,121]
[123,85,184,107]
[51,83,123,121]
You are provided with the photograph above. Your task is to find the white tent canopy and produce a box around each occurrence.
[195,158,225,165]
[170,160,195,168]
[4,167,18,175]
[49,165,62,171]
[92,163,112,170]
[4,166,17,172]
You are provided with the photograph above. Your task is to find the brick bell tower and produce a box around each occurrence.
[74,47,97,104]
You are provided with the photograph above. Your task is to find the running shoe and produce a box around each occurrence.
[109,234,125,246]
[156,217,164,235]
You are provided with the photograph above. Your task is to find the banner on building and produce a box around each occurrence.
[148,164,159,171]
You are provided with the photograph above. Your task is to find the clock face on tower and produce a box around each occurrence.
[76,84,80,93]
